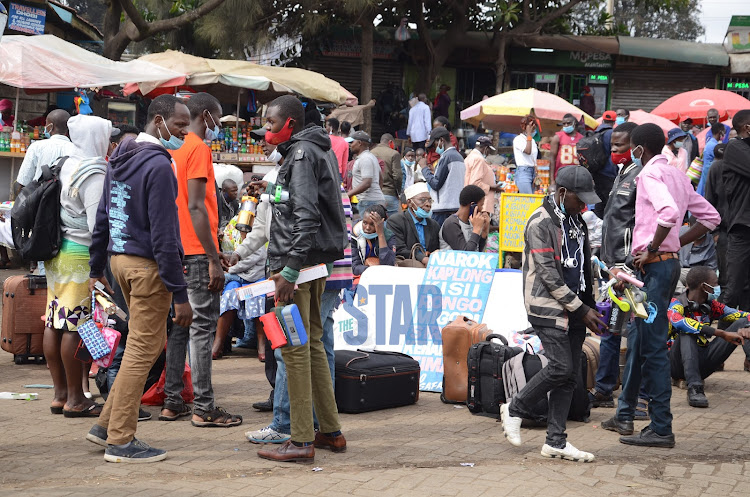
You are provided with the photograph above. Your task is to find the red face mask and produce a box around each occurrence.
[611,151,631,167]
[265,117,294,145]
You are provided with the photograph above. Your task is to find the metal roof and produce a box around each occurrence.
[618,36,729,67]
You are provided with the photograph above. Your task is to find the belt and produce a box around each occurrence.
[642,252,678,265]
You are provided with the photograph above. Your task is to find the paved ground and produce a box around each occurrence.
[1,268,750,496]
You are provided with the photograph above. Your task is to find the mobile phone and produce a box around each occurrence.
[469,203,478,217]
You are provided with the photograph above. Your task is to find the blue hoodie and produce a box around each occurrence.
[89,136,188,303]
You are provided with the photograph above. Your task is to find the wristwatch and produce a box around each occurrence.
[647,242,660,253]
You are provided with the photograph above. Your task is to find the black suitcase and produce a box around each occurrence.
[466,334,522,415]
[334,349,420,413]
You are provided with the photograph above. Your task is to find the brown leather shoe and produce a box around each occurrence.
[314,431,347,453]
[257,440,314,463]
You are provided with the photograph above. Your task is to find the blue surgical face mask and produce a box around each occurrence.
[403,159,415,167]
[559,188,567,215]
[362,231,378,240]
[204,111,221,141]
[157,117,184,150]
[562,125,575,134]
[415,206,431,219]
[615,116,626,125]
[631,146,643,168]
[43,124,52,139]
[707,284,721,301]
[436,145,445,155]
[673,140,685,149]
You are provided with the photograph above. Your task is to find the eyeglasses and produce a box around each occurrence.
[412,196,432,206]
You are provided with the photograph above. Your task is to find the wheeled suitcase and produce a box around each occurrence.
[334,349,420,413]
[1,275,47,364]
[466,334,522,415]
[441,316,492,403]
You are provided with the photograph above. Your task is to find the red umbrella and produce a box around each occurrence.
[652,88,750,125]
[595,109,675,138]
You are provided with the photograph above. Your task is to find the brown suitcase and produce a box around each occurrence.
[1,275,47,364]
[441,316,492,403]
[582,336,601,391]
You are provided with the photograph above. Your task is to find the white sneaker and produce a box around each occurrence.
[500,403,523,447]
[245,425,291,444]
[541,442,595,463]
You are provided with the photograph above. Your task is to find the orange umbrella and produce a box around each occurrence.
[651,88,750,125]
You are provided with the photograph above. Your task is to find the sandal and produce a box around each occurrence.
[63,403,102,418]
[50,405,64,415]
[191,407,243,428]
[158,404,192,421]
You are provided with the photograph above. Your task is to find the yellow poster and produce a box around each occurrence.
[499,193,545,252]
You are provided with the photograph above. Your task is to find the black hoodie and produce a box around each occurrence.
[722,137,750,232]
[269,125,346,272]
[89,136,188,303]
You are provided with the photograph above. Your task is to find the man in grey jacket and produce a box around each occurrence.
[500,166,605,463]
[422,126,465,226]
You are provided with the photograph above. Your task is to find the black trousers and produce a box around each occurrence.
[724,226,750,311]
[593,173,616,219]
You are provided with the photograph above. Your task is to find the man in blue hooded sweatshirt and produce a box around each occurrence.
[86,95,193,464]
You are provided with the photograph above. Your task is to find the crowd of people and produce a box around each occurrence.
[11,80,750,467]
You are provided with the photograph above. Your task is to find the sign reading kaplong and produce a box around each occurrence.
[333,260,530,393]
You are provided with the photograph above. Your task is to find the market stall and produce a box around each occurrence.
[0,34,184,200]
[122,50,355,173]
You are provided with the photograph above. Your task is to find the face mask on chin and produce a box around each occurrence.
[157,118,184,150]
[265,117,294,145]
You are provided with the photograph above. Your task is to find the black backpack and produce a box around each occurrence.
[11,156,68,261]
[466,334,522,415]
[576,129,609,175]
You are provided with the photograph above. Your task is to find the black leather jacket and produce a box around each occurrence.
[268,125,347,272]
[600,162,643,269]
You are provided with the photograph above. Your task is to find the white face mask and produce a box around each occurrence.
[267,149,282,164]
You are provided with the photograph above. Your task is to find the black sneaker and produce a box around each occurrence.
[588,390,614,408]
[104,438,167,463]
[687,385,709,408]
[138,408,152,421]
[86,424,108,447]
[252,399,273,412]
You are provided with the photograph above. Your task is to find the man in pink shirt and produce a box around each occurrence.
[325,117,349,180]
[608,123,720,449]
[662,128,689,173]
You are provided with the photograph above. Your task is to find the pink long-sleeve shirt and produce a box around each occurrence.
[632,154,720,254]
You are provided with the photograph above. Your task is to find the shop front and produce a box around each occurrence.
[508,47,615,117]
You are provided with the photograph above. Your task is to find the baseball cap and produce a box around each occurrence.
[555,166,601,205]
[425,126,450,148]
[350,130,371,143]
[476,135,496,152]
[250,127,267,138]
[667,128,687,144]
[681,117,694,125]
[602,110,617,122]
[0,99,12,111]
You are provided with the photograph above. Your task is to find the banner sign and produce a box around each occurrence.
[726,16,750,54]
[0,4,8,44]
[8,2,46,35]
[332,264,530,393]
[499,193,544,252]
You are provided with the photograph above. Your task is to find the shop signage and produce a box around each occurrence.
[7,2,45,35]
[535,73,557,83]
[321,40,397,59]
[588,74,610,84]
[726,82,750,90]
[726,16,750,53]
[511,48,613,69]
[499,193,544,252]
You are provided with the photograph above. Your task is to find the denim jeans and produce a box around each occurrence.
[383,195,402,218]
[616,258,680,436]
[515,166,536,194]
[595,321,648,400]
[431,210,455,227]
[270,289,340,434]
[509,321,586,449]
[164,255,220,415]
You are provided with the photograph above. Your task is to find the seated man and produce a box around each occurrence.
[351,204,396,280]
[439,185,489,252]
[388,183,441,266]
[677,219,718,294]
[668,266,747,408]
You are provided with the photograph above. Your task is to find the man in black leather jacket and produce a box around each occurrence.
[591,122,648,412]
[257,95,347,464]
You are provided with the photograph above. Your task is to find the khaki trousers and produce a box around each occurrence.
[97,255,172,445]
